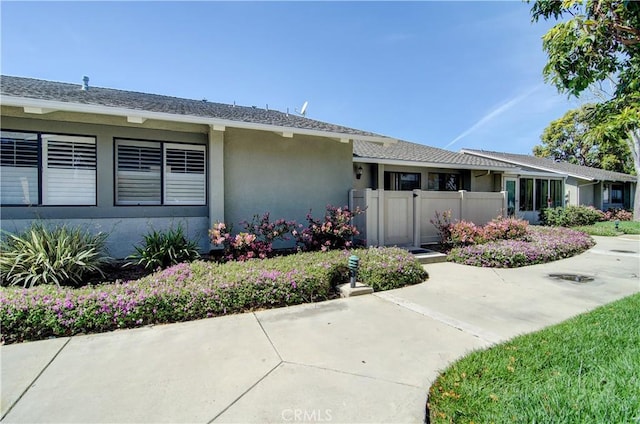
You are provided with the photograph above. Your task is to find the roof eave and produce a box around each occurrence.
[460,150,598,181]
[353,156,516,171]
[1,95,396,145]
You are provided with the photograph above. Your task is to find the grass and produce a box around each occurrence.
[428,293,640,423]
[573,220,640,236]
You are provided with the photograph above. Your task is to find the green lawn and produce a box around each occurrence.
[574,220,640,236]
[428,293,640,423]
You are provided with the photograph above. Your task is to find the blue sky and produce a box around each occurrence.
[1,1,585,154]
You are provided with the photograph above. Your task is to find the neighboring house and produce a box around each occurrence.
[0,75,395,257]
[461,149,637,222]
[353,139,517,192]
[351,140,518,246]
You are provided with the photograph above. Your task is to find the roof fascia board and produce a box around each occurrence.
[2,95,395,145]
[353,156,516,171]
[461,150,595,181]
[507,170,568,178]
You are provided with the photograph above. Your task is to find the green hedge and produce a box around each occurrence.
[539,205,605,227]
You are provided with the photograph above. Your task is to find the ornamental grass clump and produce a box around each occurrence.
[0,247,426,343]
[447,227,594,268]
[0,223,110,288]
[126,225,200,270]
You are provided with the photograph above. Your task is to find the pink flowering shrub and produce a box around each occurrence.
[295,205,363,252]
[482,217,529,242]
[447,226,594,268]
[210,213,297,261]
[0,248,426,344]
[432,211,529,248]
[603,208,633,221]
[449,221,484,247]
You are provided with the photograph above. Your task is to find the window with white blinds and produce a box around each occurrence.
[116,140,162,205]
[164,143,206,205]
[42,134,97,205]
[0,131,39,205]
[115,139,206,205]
[0,131,97,206]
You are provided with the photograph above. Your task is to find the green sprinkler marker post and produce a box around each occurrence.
[348,255,360,288]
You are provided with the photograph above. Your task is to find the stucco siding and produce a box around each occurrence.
[224,128,352,227]
[565,177,579,206]
[578,183,595,206]
[470,171,501,192]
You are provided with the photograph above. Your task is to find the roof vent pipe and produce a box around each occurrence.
[82,76,89,91]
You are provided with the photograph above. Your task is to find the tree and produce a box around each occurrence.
[530,0,640,219]
[533,103,633,174]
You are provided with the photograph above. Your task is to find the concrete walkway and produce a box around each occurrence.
[2,236,638,423]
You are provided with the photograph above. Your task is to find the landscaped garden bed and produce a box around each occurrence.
[0,247,427,344]
[431,206,616,268]
[427,293,640,423]
[447,226,595,268]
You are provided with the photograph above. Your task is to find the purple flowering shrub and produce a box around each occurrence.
[0,248,426,344]
[295,205,363,252]
[355,247,428,291]
[447,226,595,268]
[210,213,297,261]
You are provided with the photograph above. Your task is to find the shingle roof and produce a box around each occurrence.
[0,75,388,139]
[462,149,636,182]
[354,139,516,169]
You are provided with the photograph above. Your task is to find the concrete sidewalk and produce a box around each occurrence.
[2,236,638,423]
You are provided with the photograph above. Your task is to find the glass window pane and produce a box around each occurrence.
[519,178,533,211]
[116,139,161,205]
[0,131,39,205]
[42,134,96,205]
[164,143,206,205]
[535,179,549,210]
[550,180,563,207]
[611,184,623,203]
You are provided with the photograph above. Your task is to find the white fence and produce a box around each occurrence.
[350,189,507,246]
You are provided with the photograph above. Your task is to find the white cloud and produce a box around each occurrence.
[444,84,544,149]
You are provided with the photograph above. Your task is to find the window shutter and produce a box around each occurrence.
[164,143,206,205]
[116,140,161,205]
[42,135,97,205]
[0,131,39,205]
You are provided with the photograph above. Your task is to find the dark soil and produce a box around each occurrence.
[83,261,153,285]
